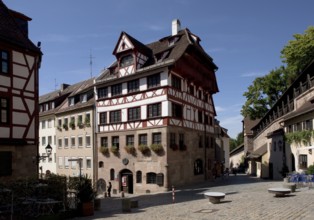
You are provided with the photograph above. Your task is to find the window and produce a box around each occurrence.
[47,119,52,128]
[58,157,63,169]
[179,133,185,150]
[71,136,75,147]
[0,97,9,124]
[85,113,90,125]
[198,90,202,99]
[64,157,69,169]
[199,135,203,148]
[99,161,104,168]
[189,85,194,95]
[110,169,115,180]
[71,157,77,169]
[86,157,92,169]
[152,133,161,144]
[172,75,181,90]
[146,172,157,184]
[110,110,121,123]
[147,73,160,88]
[198,110,203,123]
[0,151,12,176]
[42,120,46,129]
[128,79,139,93]
[147,103,161,118]
[299,154,307,169]
[80,94,87,103]
[58,138,62,148]
[305,120,313,130]
[136,171,142,183]
[1,50,9,74]
[128,107,141,121]
[101,137,108,147]
[64,137,69,148]
[139,134,147,145]
[111,83,122,96]
[170,133,176,147]
[58,119,62,128]
[69,97,75,106]
[98,87,108,98]
[126,135,134,146]
[78,136,83,147]
[120,54,134,68]
[194,159,203,175]
[112,136,119,149]
[172,102,183,118]
[156,173,164,186]
[99,112,107,124]
[48,136,52,145]
[41,136,46,146]
[86,135,91,147]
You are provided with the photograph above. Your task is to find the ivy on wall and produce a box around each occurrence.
[285,130,314,145]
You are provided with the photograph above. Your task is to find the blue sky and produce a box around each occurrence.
[5,0,314,138]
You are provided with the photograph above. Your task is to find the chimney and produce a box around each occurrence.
[172,19,181,36]
[60,83,70,91]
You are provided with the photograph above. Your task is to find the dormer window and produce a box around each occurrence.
[81,94,87,103]
[69,97,75,106]
[120,54,134,68]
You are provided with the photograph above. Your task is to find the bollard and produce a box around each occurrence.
[121,190,125,198]
[172,185,175,203]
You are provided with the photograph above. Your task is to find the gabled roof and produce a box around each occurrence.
[0,1,40,53]
[96,27,218,87]
[113,31,152,56]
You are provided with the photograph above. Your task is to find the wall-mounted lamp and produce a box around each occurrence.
[36,144,52,163]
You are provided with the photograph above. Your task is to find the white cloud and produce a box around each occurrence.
[241,71,266,77]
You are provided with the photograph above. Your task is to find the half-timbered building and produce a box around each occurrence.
[0,1,42,180]
[95,20,219,194]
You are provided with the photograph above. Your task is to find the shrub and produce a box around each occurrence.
[150,144,163,153]
[138,144,150,154]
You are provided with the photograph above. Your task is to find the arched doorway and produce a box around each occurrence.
[120,169,133,194]
[291,153,295,172]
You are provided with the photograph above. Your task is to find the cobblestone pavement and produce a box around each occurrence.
[77,174,314,220]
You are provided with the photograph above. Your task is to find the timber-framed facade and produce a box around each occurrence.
[95,20,219,194]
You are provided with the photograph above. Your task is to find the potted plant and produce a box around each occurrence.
[77,118,84,128]
[85,117,91,127]
[150,143,164,153]
[77,175,96,216]
[69,119,75,129]
[138,144,150,154]
[99,146,109,155]
[124,145,136,154]
[110,145,119,155]
[63,123,68,130]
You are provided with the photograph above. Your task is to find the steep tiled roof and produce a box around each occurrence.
[96,27,217,82]
[0,1,40,53]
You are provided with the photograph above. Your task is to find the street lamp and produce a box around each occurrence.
[36,144,52,163]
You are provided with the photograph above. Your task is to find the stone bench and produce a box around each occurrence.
[204,192,225,204]
[283,183,296,192]
[268,187,291,197]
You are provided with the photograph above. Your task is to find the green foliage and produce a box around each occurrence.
[110,145,119,154]
[306,165,314,175]
[150,143,163,153]
[124,145,136,154]
[76,175,96,203]
[99,146,109,155]
[281,26,314,75]
[242,26,314,119]
[241,67,288,119]
[285,130,313,145]
[138,144,150,154]
[230,131,244,151]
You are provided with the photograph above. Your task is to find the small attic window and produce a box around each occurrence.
[121,42,126,50]
[120,54,134,68]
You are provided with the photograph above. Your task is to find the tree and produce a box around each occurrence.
[281,26,314,77]
[241,26,314,119]
[230,131,244,152]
